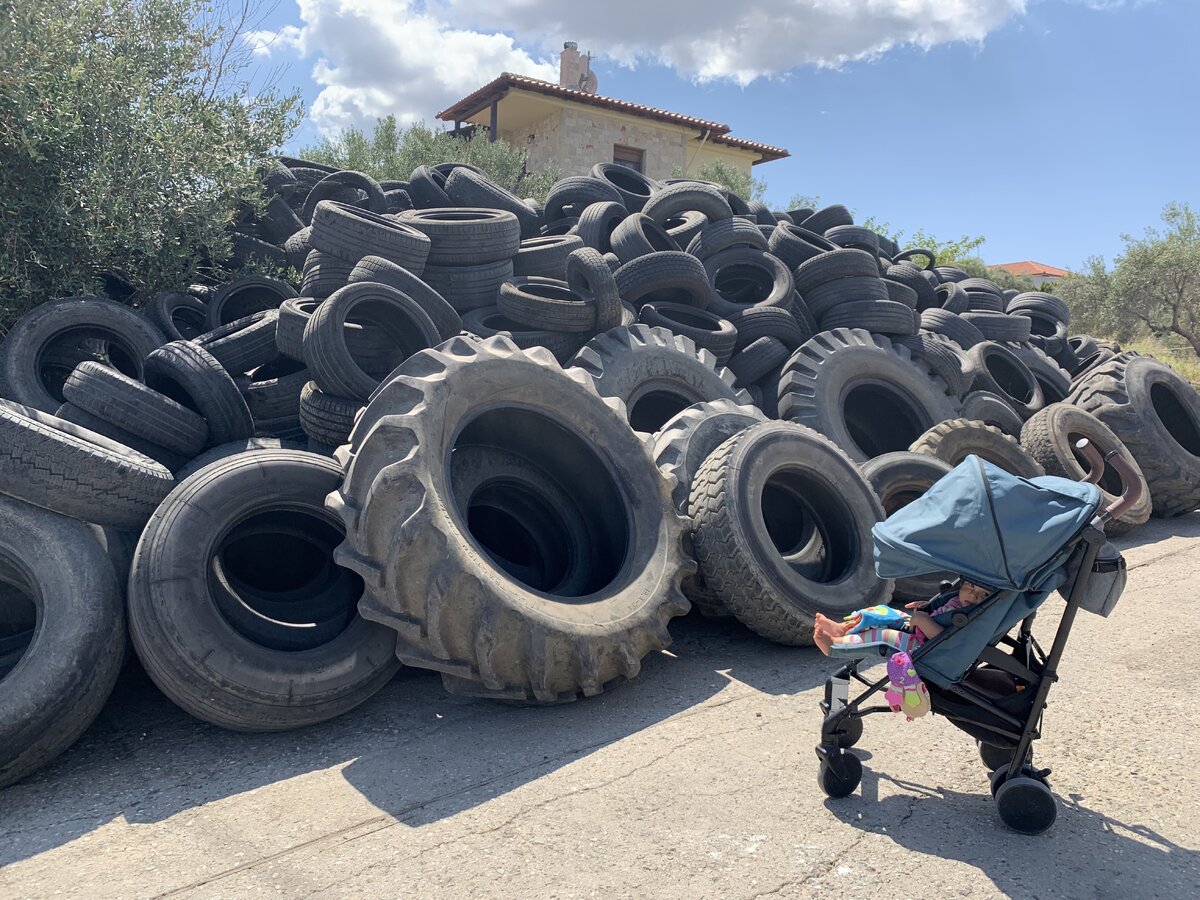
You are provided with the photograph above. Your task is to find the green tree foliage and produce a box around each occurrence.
[1057,202,1200,355]
[0,0,301,324]
[299,117,560,202]
[672,159,767,202]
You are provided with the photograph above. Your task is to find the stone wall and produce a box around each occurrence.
[510,105,757,181]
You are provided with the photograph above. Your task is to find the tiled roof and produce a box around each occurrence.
[436,73,789,162]
[990,261,1071,277]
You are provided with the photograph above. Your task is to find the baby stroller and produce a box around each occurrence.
[816,440,1140,835]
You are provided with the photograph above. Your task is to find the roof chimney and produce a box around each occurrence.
[560,41,598,93]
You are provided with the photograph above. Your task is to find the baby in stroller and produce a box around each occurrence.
[812,581,990,657]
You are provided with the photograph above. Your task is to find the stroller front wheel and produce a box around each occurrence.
[817,751,863,798]
[826,714,864,749]
[995,776,1057,835]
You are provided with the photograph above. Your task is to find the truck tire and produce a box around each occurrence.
[0,496,124,787]
[689,421,891,645]
[128,451,400,730]
[909,419,1045,478]
[329,335,691,702]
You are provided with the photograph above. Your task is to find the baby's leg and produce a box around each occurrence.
[910,610,943,641]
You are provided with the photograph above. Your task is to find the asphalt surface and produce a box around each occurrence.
[1,516,1198,899]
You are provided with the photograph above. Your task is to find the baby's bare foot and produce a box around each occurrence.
[814,613,850,639]
[813,625,834,656]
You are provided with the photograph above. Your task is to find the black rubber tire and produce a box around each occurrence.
[303,282,441,402]
[778,328,960,462]
[54,402,189,470]
[1067,353,1200,517]
[995,775,1057,835]
[819,300,917,336]
[892,332,971,398]
[1020,403,1152,534]
[0,296,165,412]
[309,200,432,271]
[590,162,657,211]
[614,252,713,310]
[637,303,737,364]
[512,234,585,280]
[571,325,749,433]
[127,450,399,730]
[540,217,579,237]
[882,277,919,309]
[445,168,540,239]
[920,308,985,349]
[686,217,769,261]
[283,225,313,270]
[420,259,514,313]
[1010,344,1073,405]
[63,361,208,457]
[0,400,175,527]
[144,291,208,342]
[228,232,286,269]
[610,213,680,264]
[704,247,796,317]
[242,356,309,421]
[498,277,597,333]
[962,342,1044,420]
[460,307,589,363]
[407,164,452,209]
[145,341,255,446]
[1011,308,1069,342]
[793,248,881,295]
[544,176,625,222]
[174,437,296,480]
[803,276,890,320]
[689,421,890,644]
[301,170,387,222]
[802,204,854,234]
[663,210,707,247]
[1007,291,1069,325]
[346,255,462,340]
[573,201,627,253]
[206,277,296,329]
[727,337,790,385]
[729,306,810,352]
[961,311,1031,343]
[860,452,956,602]
[299,382,361,448]
[651,399,767,511]
[0,496,124,788]
[642,182,732,226]
[398,207,521,265]
[331,334,690,702]
[893,248,936,270]
[959,390,1025,437]
[767,224,836,270]
[301,251,355,299]
[825,224,880,256]
[1070,347,1119,385]
[566,247,624,332]
[909,419,1045,478]
[885,263,937,310]
[1068,335,1099,363]
[196,310,281,375]
[260,194,305,244]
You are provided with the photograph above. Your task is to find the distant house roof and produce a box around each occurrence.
[436,73,789,164]
[990,261,1071,278]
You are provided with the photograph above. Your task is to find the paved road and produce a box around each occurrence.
[2,517,1198,899]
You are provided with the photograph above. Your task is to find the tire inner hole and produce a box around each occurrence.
[38,329,141,403]
[759,471,857,584]
[985,353,1035,404]
[0,557,39,680]
[221,286,288,325]
[1150,382,1200,456]
[715,263,773,305]
[843,381,930,459]
[628,388,698,434]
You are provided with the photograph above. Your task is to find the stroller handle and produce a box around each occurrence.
[1074,438,1143,523]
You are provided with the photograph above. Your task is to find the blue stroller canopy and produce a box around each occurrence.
[872,456,1102,593]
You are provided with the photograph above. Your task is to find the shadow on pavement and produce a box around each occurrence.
[0,612,825,867]
[828,768,1200,897]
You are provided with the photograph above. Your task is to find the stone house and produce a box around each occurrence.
[436,44,788,182]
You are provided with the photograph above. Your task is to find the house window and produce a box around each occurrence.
[613,145,645,173]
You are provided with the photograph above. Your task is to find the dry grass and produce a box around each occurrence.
[1121,336,1200,385]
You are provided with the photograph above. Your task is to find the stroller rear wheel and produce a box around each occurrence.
[995,776,1057,835]
[978,740,1017,771]
[817,750,862,798]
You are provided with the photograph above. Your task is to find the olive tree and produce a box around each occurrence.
[0,0,301,324]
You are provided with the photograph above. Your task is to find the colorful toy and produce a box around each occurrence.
[884,651,930,721]
[842,605,907,635]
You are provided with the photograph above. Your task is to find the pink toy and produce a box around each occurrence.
[884,651,931,721]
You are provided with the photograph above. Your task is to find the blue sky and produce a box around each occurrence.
[253,1,1197,269]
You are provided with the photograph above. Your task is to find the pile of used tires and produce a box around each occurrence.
[4,157,1200,788]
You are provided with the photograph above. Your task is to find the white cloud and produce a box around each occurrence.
[255,0,1039,133]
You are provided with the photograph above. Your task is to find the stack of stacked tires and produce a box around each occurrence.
[4,154,1200,790]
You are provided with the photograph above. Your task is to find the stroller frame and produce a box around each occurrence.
[815,441,1140,835]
